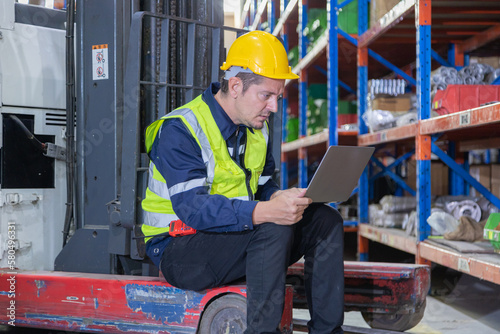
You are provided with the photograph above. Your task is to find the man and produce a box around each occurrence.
[142,30,344,334]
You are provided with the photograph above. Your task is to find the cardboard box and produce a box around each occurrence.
[406,160,449,196]
[432,162,449,196]
[370,0,401,27]
[491,164,500,184]
[470,56,500,69]
[491,164,500,198]
[405,163,500,198]
[372,94,412,112]
[469,165,491,197]
[492,183,500,199]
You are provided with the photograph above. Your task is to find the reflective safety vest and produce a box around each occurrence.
[141,95,270,239]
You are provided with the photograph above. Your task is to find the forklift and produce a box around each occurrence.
[0,1,429,332]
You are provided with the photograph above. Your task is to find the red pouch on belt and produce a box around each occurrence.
[169,220,197,237]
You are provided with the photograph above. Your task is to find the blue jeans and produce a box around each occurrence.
[161,204,344,334]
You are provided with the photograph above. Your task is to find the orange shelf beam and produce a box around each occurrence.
[419,241,500,285]
[282,130,357,153]
[358,123,418,146]
[420,102,500,135]
[344,226,359,233]
[458,24,500,54]
[358,224,417,255]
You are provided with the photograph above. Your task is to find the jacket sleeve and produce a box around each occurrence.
[150,118,257,232]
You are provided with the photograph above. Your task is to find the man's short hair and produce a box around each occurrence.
[220,72,264,95]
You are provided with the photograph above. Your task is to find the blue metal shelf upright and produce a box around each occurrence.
[242,0,360,230]
[298,0,308,189]
[354,0,500,285]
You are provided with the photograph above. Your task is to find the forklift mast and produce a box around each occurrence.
[54,0,282,275]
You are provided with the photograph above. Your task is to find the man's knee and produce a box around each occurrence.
[314,204,343,225]
[254,223,294,241]
[250,223,295,257]
[305,204,344,235]
[300,204,344,253]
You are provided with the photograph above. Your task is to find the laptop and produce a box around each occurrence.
[304,145,375,203]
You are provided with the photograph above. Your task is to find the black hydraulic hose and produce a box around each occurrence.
[63,0,76,247]
[8,114,45,152]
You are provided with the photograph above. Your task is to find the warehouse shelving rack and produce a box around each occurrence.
[242,0,372,227]
[242,0,500,285]
[241,0,361,229]
[355,0,500,285]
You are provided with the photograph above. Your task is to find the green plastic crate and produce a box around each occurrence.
[338,0,358,34]
[286,117,299,142]
[288,46,299,69]
[308,83,327,100]
[304,9,327,49]
[484,213,500,253]
[339,100,357,115]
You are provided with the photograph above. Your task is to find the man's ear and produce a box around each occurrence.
[228,77,242,99]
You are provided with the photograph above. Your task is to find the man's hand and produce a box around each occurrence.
[253,188,312,226]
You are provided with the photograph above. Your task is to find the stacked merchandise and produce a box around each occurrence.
[403,195,499,241]
[484,213,500,253]
[469,164,500,198]
[287,5,361,137]
[338,100,357,129]
[338,0,359,34]
[286,116,299,142]
[306,84,328,136]
[305,84,357,136]
[338,204,358,221]
[362,79,417,132]
[303,9,327,52]
[288,46,299,69]
[292,4,359,62]
[431,64,500,91]
[369,195,416,228]
[431,63,500,115]
[369,194,499,245]
[306,98,328,135]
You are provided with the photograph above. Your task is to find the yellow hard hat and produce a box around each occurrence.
[221,31,299,80]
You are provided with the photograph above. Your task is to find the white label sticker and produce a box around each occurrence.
[457,258,470,273]
[92,44,109,80]
[459,111,471,126]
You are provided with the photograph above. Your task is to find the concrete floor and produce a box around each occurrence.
[294,269,500,333]
[409,273,500,334]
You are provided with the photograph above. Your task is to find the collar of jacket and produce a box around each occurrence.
[202,82,255,141]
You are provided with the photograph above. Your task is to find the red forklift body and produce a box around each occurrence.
[0,270,293,333]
